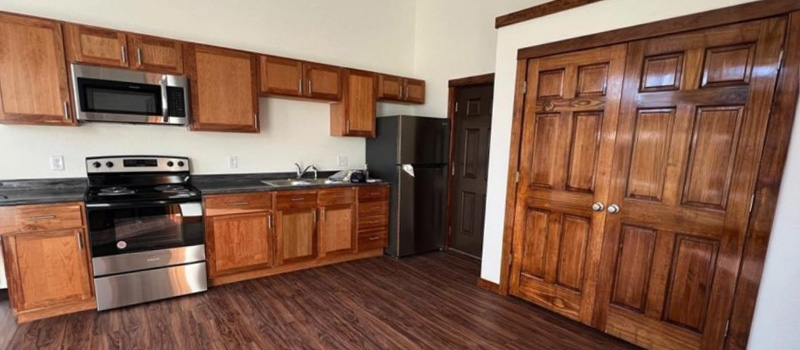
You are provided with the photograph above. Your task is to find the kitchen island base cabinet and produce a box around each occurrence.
[0,202,96,323]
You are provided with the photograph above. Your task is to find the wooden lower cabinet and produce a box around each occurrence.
[0,203,95,323]
[206,185,388,286]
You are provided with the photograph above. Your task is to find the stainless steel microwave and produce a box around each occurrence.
[70,64,190,126]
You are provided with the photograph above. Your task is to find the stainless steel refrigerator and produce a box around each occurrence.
[367,116,449,257]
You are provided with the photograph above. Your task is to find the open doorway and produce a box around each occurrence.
[447,74,494,259]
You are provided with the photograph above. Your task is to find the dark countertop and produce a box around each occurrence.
[191,172,388,195]
[0,172,387,206]
[0,178,87,207]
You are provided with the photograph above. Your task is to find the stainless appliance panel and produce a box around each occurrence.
[92,244,206,276]
[397,116,449,165]
[94,261,207,311]
[71,64,190,126]
[396,164,447,256]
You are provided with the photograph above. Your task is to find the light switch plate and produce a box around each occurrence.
[337,155,348,167]
[50,155,65,171]
[228,156,238,169]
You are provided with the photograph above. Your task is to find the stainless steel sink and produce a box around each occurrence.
[261,178,339,187]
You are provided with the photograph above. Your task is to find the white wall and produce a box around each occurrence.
[481,0,800,349]
[412,0,547,117]
[0,0,417,179]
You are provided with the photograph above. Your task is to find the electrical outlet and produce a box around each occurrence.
[50,155,65,171]
[228,156,238,169]
[337,155,348,167]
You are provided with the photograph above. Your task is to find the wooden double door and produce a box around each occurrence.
[509,17,787,350]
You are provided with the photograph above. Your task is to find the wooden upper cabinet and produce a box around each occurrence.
[378,74,404,101]
[404,78,425,104]
[184,44,259,132]
[377,74,425,104]
[0,13,74,126]
[64,23,128,68]
[303,62,341,101]
[3,229,93,312]
[331,69,376,137]
[260,55,303,97]
[127,34,183,74]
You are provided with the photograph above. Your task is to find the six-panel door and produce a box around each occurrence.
[509,44,627,324]
[592,18,786,350]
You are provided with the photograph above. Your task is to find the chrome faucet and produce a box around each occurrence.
[294,163,319,179]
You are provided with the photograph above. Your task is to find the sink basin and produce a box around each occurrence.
[261,178,339,187]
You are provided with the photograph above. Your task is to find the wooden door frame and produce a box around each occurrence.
[445,73,495,253]
[496,4,800,350]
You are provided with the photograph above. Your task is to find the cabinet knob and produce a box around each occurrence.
[607,204,620,214]
[591,202,604,212]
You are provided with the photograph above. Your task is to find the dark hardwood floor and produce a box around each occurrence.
[0,252,639,349]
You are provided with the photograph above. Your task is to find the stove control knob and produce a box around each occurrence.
[92,161,101,168]
[167,161,175,167]
[177,161,185,167]
[106,161,114,168]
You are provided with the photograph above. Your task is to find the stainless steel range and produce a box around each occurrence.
[84,156,207,311]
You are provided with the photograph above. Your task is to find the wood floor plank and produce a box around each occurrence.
[0,252,639,349]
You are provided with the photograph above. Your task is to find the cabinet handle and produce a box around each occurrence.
[308,80,312,95]
[121,45,128,65]
[231,202,250,206]
[291,197,305,202]
[323,209,327,221]
[268,213,273,229]
[405,86,409,100]
[367,236,380,241]
[346,120,350,132]
[313,210,317,223]
[63,101,70,121]
[136,47,143,67]
[76,231,84,251]
[607,204,621,214]
[298,78,303,94]
[28,215,56,220]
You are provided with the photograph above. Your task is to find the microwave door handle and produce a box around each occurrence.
[160,76,169,124]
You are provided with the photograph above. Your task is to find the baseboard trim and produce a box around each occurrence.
[477,278,501,294]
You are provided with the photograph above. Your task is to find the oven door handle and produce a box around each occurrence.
[86,199,202,210]
[160,75,169,124]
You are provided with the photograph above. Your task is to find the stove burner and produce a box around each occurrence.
[154,185,190,193]
[98,187,135,196]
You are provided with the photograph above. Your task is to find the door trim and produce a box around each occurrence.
[498,9,800,350]
[446,73,494,254]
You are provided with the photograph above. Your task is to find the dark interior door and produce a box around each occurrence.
[450,83,493,257]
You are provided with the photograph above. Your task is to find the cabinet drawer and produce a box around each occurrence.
[357,186,388,202]
[204,193,271,216]
[275,191,318,210]
[358,214,388,231]
[1,203,85,234]
[358,201,387,216]
[318,188,355,206]
[358,230,386,251]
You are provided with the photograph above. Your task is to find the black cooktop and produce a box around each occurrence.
[85,183,201,204]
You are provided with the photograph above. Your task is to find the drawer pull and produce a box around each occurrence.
[28,215,56,220]
[231,202,250,206]
[367,237,380,241]
[76,231,84,250]
[291,197,306,202]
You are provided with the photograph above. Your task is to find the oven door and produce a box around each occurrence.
[87,201,204,276]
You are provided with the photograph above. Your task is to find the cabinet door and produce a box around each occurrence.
[260,55,303,97]
[404,78,425,104]
[128,34,183,74]
[275,208,317,265]
[319,204,356,257]
[377,74,403,101]
[303,62,341,101]
[4,229,92,311]
[185,44,259,132]
[331,69,376,137]
[0,14,73,125]
[206,212,271,277]
[64,23,128,68]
